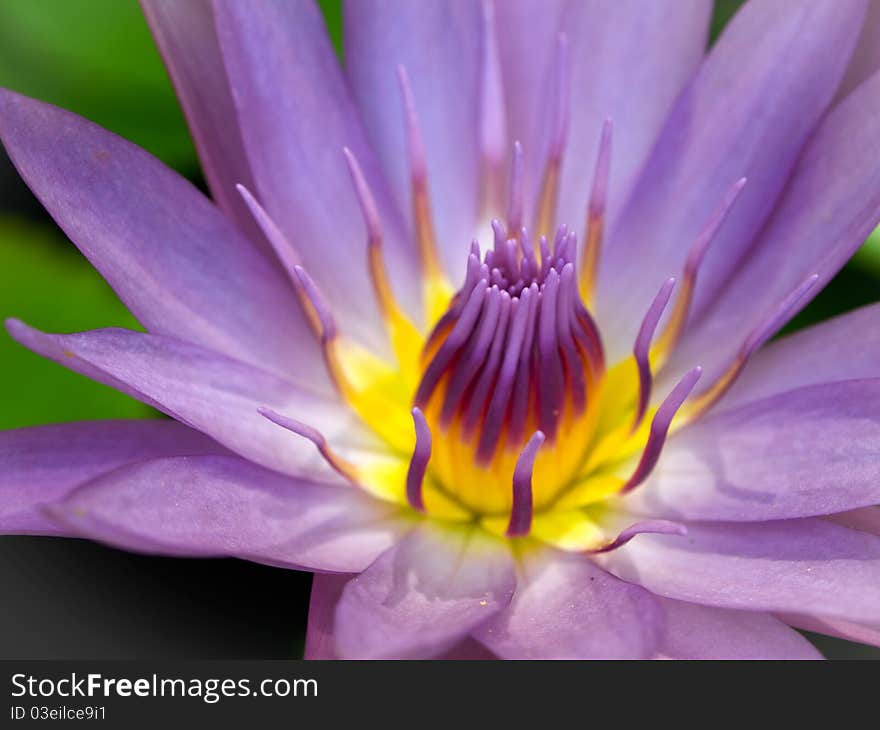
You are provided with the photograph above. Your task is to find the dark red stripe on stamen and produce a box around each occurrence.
[417,214,605,465]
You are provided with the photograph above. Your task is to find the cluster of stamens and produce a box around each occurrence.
[237,11,823,548]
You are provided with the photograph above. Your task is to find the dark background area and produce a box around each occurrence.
[0,0,878,659]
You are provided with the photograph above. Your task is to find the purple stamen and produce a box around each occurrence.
[684,177,747,279]
[237,183,301,283]
[580,119,613,294]
[537,268,565,440]
[440,287,504,426]
[397,65,428,184]
[415,280,488,406]
[506,430,545,537]
[342,147,382,246]
[406,407,432,512]
[292,265,337,343]
[590,519,687,554]
[621,366,702,494]
[588,119,613,223]
[418,223,605,463]
[741,274,819,358]
[258,407,358,485]
[632,277,676,429]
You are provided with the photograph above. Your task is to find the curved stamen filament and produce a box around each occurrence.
[506,430,545,537]
[406,407,432,512]
[343,147,422,368]
[397,65,453,321]
[683,274,819,420]
[579,118,613,305]
[654,178,747,361]
[590,519,687,554]
[237,184,323,339]
[534,34,570,242]
[620,366,702,493]
[632,277,676,431]
[259,407,361,485]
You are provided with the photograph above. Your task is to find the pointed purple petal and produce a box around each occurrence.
[50,455,406,573]
[602,519,880,624]
[5,322,367,479]
[0,90,324,387]
[140,0,267,251]
[0,420,224,535]
[626,379,880,522]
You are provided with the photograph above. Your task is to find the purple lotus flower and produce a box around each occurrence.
[3,0,880,660]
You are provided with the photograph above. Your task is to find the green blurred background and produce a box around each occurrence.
[0,0,877,658]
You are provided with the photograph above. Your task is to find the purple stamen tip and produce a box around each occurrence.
[406,407,432,512]
[292,265,337,342]
[591,519,687,554]
[342,147,382,243]
[258,406,355,484]
[632,277,676,429]
[506,430,544,537]
[621,365,702,494]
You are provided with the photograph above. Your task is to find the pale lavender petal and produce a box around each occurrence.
[0,420,224,535]
[495,1,710,230]
[49,455,406,573]
[602,519,880,623]
[5,322,371,479]
[305,573,352,660]
[662,65,880,392]
[474,548,662,659]
[657,598,822,660]
[837,0,880,100]
[716,303,880,413]
[334,524,515,659]
[773,507,880,648]
[140,0,267,251]
[213,0,419,352]
[0,90,324,386]
[597,0,866,361]
[344,0,482,277]
[624,380,880,522]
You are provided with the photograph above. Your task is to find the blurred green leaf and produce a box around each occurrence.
[318,0,343,57]
[852,225,880,278]
[0,0,196,173]
[0,215,155,428]
[710,0,746,44]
